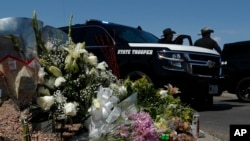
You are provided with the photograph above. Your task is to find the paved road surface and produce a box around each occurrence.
[197,92,250,141]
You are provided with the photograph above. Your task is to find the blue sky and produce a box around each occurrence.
[1,0,250,48]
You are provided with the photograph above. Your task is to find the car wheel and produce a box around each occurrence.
[235,77,250,102]
[126,71,153,83]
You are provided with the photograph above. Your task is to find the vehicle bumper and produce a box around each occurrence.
[155,70,224,97]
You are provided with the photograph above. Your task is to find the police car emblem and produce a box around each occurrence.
[207,60,216,68]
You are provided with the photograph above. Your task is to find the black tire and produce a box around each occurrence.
[126,71,153,83]
[235,77,250,102]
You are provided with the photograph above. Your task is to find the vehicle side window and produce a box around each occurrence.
[71,27,85,43]
[173,35,193,46]
[182,38,191,45]
[119,29,150,43]
[72,26,113,46]
[84,26,113,46]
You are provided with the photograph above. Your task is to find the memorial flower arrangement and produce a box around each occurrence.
[121,77,195,140]
[0,12,199,140]
[104,111,159,141]
[31,14,121,126]
[19,12,197,140]
[87,77,196,141]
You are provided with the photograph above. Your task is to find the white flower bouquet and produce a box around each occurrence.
[31,16,119,123]
[0,12,197,140]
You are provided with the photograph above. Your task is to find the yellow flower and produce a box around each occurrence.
[183,112,192,121]
[155,118,170,133]
[48,66,62,77]
[155,122,168,132]
[93,99,100,109]
[38,87,50,96]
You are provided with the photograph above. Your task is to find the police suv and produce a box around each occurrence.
[59,19,223,106]
[222,41,250,102]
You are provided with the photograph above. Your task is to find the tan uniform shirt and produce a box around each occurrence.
[194,37,222,54]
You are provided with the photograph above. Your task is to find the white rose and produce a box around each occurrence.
[38,67,46,82]
[45,77,55,89]
[54,76,66,87]
[64,102,78,116]
[88,55,98,65]
[96,61,108,70]
[119,86,127,95]
[159,90,168,98]
[36,96,54,111]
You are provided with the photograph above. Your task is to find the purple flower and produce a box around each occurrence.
[128,112,159,141]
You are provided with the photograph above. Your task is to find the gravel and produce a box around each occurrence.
[0,99,79,141]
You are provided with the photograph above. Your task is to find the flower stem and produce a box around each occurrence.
[23,120,31,141]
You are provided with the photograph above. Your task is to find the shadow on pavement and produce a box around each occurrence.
[192,92,249,111]
[192,103,245,112]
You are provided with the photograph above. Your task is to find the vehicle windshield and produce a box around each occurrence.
[106,25,159,43]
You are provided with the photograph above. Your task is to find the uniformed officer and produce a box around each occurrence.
[159,28,176,44]
[194,27,222,54]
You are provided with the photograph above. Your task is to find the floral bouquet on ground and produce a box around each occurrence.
[0,12,197,140]
[105,111,159,141]
[31,12,197,140]
[31,14,149,140]
[122,77,196,141]
[84,77,197,141]
[30,13,121,132]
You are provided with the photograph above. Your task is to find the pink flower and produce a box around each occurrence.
[128,112,159,141]
[165,83,181,95]
[118,125,129,138]
[116,112,158,141]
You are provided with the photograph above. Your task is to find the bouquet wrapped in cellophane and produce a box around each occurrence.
[0,17,43,109]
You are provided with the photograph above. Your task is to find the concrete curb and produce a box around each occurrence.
[197,130,222,141]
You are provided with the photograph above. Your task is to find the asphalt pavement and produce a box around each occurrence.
[197,130,222,141]
[196,92,236,141]
[197,92,238,141]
